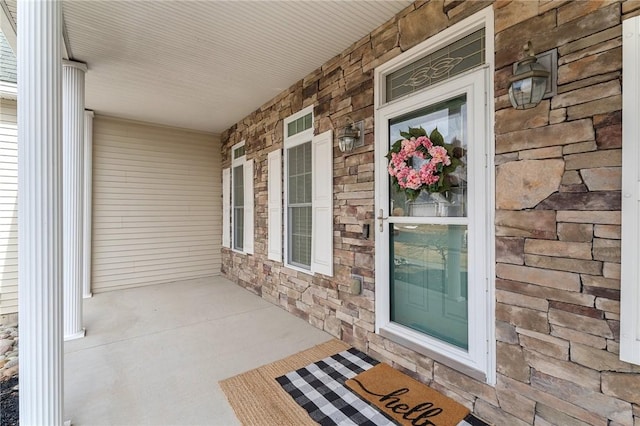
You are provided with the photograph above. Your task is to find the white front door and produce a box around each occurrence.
[375,62,492,380]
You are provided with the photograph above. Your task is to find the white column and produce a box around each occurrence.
[83,110,94,299]
[17,0,64,424]
[63,60,87,340]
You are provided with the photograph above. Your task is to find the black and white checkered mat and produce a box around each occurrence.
[276,348,489,426]
[276,348,388,425]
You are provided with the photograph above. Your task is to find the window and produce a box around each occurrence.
[621,15,640,366]
[272,106,332,276]
[222,142,253,254]
[287,142,312,268]
[284,107,314,270]
[374,7,494,383]
[232,162,244,251]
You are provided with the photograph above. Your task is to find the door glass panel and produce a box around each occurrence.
[389,95,467,218]
[390,224,468,350]
[388,93,470,351]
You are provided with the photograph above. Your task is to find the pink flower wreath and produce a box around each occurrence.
[386,127,463,201]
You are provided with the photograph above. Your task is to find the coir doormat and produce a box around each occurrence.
[346,363,485,426]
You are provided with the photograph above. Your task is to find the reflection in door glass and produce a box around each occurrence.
[390,224,468,350]
[389,95,467,218]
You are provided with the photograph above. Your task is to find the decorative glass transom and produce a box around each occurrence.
[385,29,485,103]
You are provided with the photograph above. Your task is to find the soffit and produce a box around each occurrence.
[0,30,16,84]
[3,0,413,133]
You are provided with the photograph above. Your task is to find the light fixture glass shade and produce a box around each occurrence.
[508,56,549,110]
[338,136,355,153]
[338,123,359,153]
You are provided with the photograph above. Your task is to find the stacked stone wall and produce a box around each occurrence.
[221,1,640,424]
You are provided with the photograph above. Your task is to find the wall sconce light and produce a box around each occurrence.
[508,42,550,110]
[338,118,364,153]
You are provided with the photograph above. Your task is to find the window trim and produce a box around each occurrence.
[232,142,246,165]
[373,6,495,384]
[284,106,314,273]
[231,141,247,254]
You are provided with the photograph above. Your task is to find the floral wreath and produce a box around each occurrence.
[386,127,464,201]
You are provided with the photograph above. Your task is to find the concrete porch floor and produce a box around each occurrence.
[63,276,333,425]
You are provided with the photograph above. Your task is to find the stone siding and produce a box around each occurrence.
[221,1,640,424]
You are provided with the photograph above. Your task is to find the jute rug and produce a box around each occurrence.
[219,339,349,426]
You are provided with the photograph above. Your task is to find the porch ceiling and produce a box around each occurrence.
[3,0,413,134]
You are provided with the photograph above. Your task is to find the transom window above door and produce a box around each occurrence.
[385,29,485,103]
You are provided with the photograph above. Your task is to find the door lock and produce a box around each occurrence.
[377,209,388,232]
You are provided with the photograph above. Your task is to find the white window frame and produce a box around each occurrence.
[373,7,495,384]
[231,141,245,253]
[230,141,253,255]
[284,106,315,273]
[621,15,640,366]
[281,106,333,277]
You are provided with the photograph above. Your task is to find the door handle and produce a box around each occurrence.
[377,209,388,232]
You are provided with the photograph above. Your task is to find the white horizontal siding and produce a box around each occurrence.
[0,99,17,315]
[92,116,221,293]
